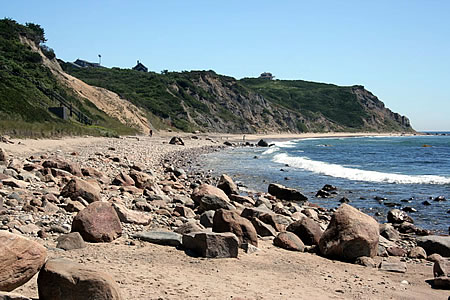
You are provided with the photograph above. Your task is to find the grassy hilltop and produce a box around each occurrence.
[0,19,137,137]
[0,19,413,137]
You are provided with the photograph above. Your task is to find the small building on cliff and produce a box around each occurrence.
[72,59,101,68]
[132,60,148,72]
[259,72,274,80]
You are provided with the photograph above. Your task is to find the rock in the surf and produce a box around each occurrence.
[387,209,414,224]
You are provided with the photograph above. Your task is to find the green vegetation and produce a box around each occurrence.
[0,18,137,137]
[1,18,411,136]
[61,66,221,131]
[240,78,367,129]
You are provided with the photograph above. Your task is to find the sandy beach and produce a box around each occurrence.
[0,132,447,300]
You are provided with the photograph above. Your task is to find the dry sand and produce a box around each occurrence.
[2,132,446,300]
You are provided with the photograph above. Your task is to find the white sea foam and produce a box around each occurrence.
[262,147,280,155]
[273,153,450,185]
[272,140,298,148]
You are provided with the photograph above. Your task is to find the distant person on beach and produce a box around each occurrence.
[149,129,153,137]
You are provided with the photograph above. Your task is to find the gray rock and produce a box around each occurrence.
[182,232,239,258]
[56,232,86,251]
[378,260,407,273]
[198,195,235,212]
[197,209,214,227]
[387,209,413,224]
[174,221,206,235]
[251,217,277,237]
[133,231,182,247]
[379,223,400,241]
[417,235,450,257]
[268,183,307,201]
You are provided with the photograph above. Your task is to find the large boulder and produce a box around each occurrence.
[60,178,101,203]
[217,174,239,196]
[416,235,450,257]
[37,259,122,300]
[286,217,323,246]
[257,139,269,147]
[182,232,239,258]
[42,159,82,177]
[319,204,379,261]
[0,231,47,292]
[212,209,258,247]
[273,232,305,252]
[268,183,307,201]
[71,202,122,243]
[191,184,234,212]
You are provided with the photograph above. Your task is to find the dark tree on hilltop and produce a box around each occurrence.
[25,22,46,44]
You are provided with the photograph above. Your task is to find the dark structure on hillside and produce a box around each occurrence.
[132,60,148,72]
[71,59,101,68]
[48,107,69,120]
[259,72,274,80]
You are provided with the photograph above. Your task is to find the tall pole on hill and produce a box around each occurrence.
[98,54,101,66]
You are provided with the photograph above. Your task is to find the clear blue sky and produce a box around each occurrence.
[3,0,449,131]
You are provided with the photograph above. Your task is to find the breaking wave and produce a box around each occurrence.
[273,153,450,185]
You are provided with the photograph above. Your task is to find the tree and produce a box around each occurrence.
[25,22,46,44]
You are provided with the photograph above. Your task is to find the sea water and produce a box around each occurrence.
[198,134,450,233]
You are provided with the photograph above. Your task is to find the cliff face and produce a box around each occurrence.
[352,86,411,131]
[65,67,414,134]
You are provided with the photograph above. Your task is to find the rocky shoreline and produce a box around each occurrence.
[0,135,449,299]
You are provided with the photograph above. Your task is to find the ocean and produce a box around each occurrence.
[198,133,450,233]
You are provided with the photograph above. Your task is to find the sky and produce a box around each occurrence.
[3,0,450,131]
